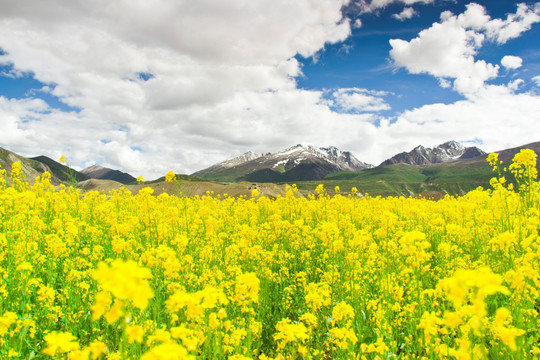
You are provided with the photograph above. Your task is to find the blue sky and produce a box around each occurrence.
[298,0,540,113]
[0,0,539,178]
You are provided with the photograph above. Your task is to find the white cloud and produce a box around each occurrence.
[0,0,354,178]
[357,0,432,13]
[393,7,417,21]
[371,85,540,164]
[484,3,540,44]
[0,97,43,149]
[389,12,498,95]
[0,1,352,65]
[389,3,540,96]
[501,55,522,70]
[533,75,540,86]
[332,88,391,112]
[507,79,524,91]
[438,78,451,88]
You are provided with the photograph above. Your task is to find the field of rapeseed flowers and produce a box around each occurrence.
[0,150,539,359]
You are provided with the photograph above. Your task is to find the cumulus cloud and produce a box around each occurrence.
[354,0,433,14]
[501,55,523,70]
[533,75,540,86]
[0,1,352,65]
[0,97,43,149]
[371,85,540,163]
[393,7,417,21]
[484,3,540,44]
[389,3,540,96]
[0,0,354,178]
[507,79,524,91]
[332,88,391,112]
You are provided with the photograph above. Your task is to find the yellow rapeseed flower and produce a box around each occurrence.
[0,312,18,336]
[332,301,355,323]
[93,259,153,310]
[43,331,80,356]
[234,273,260,304]
[274,318,309,350]
[141,341,193,360]
[127,325,145,343]
[165,170,176,183]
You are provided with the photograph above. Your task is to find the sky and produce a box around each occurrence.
[0,0,540,179]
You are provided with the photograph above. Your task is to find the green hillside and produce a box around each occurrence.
[326,163,428,182]
[31,156,89,183]
[291,160,489,197]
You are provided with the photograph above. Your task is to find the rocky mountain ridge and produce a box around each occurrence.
[192,144,373,182]
[380,140,486,166]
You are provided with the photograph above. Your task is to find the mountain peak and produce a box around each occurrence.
[82,164,106,173]
[438,140,464,151]
[283,143,317,152]
[192,144,373,182]
[380,141,485,166]
[81,164,136,184]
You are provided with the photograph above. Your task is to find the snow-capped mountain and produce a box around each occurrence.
[192,144,373,182]
[380,141,486,166]
[264,144,372,172]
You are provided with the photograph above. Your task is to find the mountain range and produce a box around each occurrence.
[192,141,486,182]
[379,141,486,166]
[1,140,539,198]
[192,144,373,182]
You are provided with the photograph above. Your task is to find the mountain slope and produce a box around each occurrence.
[0,148,53,182]
[191,151,263,180]
[380,140,486,166]
[31,155,89,183]
[81,164,136,184]
[0,148,89,185]
[192,144,373,182]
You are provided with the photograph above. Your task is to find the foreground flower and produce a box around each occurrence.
[141,341,193,360]
[127,325,145,343]
[43,331,79,356]
[93,259,154,310]
[274,318,309,350]
[165,170,176,183]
